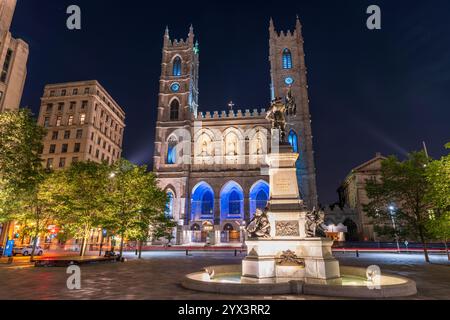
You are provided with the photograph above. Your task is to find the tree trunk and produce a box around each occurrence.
[79,236,86,257]
[419,227,430,263]
[99,231,104,257]
[30,235,38,263]
[138,240,143,259]
[119,232,125,258]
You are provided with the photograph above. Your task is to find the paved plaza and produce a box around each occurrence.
[0,252,448,300]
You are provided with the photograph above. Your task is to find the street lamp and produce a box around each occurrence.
[389,205,401,254]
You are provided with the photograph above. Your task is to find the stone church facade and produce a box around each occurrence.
[153,18,318,245]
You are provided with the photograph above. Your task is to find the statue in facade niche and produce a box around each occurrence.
[266,97,287,142]
[285,88,297,116]
[305,207,327,238]
[201,140,208,156]
[246,207,271,239]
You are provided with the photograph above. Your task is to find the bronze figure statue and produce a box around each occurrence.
[266,97,287,142]
[305,207,327,238]
[246,207,271,239]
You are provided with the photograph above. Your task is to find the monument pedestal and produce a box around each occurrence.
[243,144,340,281]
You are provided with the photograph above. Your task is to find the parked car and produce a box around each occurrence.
[13,246,44,256]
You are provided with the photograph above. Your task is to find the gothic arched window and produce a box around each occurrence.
[165,191,174,218]
[170,100,180,121]
[288,130,298,153]
[282,48,293,69]
[173,57,182,76]
[167,137,177,164]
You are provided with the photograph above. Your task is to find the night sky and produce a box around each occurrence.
[11,0,450,204]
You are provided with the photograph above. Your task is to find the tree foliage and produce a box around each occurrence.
[0,109,46,222]
[365,151,433,261]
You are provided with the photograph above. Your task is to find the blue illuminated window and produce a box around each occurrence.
[282,49,293,69]
[201,191,214,216]
[288,130,298,153]
[173,57,182,76]
[229,191,241,215]
[167,138,177,164]
[165,191,174,218]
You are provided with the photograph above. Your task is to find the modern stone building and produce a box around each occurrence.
[338,153,387,241]
[37,80,126,170]
[153,18,318,245]
[0,0,29,112]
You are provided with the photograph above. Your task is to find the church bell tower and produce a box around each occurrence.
[269,17,318,210]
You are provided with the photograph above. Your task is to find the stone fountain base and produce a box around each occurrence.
[242,238,340,281]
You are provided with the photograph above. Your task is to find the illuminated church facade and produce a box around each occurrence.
[153,18,318,245]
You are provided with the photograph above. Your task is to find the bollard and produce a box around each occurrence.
[356,250,360,258]
[186,249,189,256]
[234,250,237,256]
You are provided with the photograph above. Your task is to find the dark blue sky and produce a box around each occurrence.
[12,0,450,204]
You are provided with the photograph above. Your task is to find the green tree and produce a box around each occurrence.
[426,143,450,260]
[14,170,67,261]
[107,159,168,258]
[365,151,433,262]
[56,161,111,257]
[0,109,46,249]
[152,213,178,247]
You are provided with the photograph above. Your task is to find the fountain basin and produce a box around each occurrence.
[182,264,417,298]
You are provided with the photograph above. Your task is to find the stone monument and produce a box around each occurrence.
[242,97,340,282]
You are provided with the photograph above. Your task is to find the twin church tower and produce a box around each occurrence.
[153,17,317,244]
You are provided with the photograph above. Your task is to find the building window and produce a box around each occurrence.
[97,137,101,145]
[288,130,299,153]
[170,100,179,121]
[56,116,62,127]
[76,129,83,139]
[74,143,81,153]
[61,89,66,96]
[68,115,74,126]
[81,101,88,109]
[84,88,90,94]
[167,137,177,165]
[44,117,50,127]
[49,90,55,97]
[46,104,53,112]
[64,130,71,139]
[46,158,53,169]
[58,103,64,111]
[51,131,58,140]
[0,49,13,83]
[282,48,293,69]
[69,101,76,110]
[73,88,78,95]
[89,145,92,154]
[173,57,182,76]
[59,158,66,168]
[95,149,99,158]
[49,144,56,154]
[62,144,68,153]
[0,91,3,102]
[80,113,86,125]
[90,132,94,141]
[165,191,175,218]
